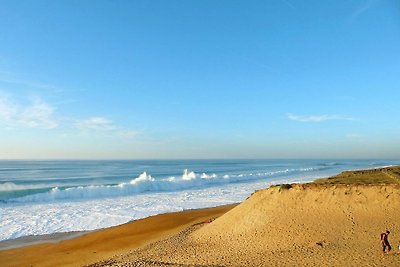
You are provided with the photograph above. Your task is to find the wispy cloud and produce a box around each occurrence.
[0,71,63,93]
[19,98,58,129]
[279,0,296,10]
[0,92,138,139]
[346,133,365,142]
[118,130,139,139]
[75,117,139,139]
[351,0,376,20]
[287,113,356,122]
[0,95,16,121]
[0,93,58,129]
[75,117,116,131]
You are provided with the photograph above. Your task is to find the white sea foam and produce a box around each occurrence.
[0,182,28,191]
[1,160,398,242]
[0,182,50,191]
[182,169,196,180]
[0,175,317,241]
[8,168,318,203]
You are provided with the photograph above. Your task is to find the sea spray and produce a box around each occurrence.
[1,159,399,241]
[7,167,321,203]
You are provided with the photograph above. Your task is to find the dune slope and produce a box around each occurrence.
[112,184,400,266]
[186,184,400,266]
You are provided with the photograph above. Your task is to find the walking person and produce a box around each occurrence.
[380,230,391,254]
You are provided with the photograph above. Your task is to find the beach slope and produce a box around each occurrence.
[0,205,235,267]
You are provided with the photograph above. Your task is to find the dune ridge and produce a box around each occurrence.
[187,183,400,266]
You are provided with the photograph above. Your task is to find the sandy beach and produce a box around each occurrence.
[0,205,235,267]
[1,1,398,265]
[1,166,400,266]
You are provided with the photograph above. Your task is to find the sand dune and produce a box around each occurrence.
[189,184,400,266]
[102,183,400,266]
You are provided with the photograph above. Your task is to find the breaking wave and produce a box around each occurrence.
[7,167,319,203]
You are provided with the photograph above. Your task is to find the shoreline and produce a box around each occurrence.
[0,204,236,267]
[0,164,397,250]
[0,231,90,251]
[0,205,238,251]
[1,165,399,267]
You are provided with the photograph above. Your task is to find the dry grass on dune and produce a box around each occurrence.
[314,166,400,185]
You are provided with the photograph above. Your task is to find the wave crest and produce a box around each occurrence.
[8,167,318,203]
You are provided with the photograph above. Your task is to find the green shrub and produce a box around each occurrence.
[277,184,292,192]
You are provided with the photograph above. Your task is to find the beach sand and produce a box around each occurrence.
[1,166,400,266]
[0,205,235,267]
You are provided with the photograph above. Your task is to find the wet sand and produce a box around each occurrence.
[0,231,89,251]
[0,205,235,267]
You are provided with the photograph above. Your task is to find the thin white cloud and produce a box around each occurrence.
[0,95,16,121]
[287,113,355,122]
[0,93,58,129]
[75,117,139,139]
[0,71,62,93]
[75,117,116,131]
[351,0,376,20]
[19,98,58,129]
[118,130,139,139]
[279,0,296,10]
[346,133,365,142]
[0,91,139,139]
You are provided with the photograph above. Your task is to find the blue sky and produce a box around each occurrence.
[0,0,399,159]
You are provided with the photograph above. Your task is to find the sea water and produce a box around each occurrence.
[0,159,398,241]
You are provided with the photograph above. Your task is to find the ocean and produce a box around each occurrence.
[0,159,399,241]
